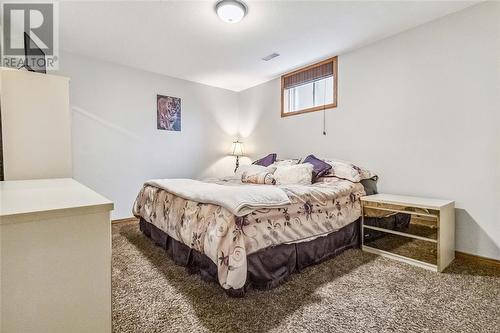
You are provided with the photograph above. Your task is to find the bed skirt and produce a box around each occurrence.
[139,217,360,297]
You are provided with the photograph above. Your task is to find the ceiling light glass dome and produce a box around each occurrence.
[215,0,247,24]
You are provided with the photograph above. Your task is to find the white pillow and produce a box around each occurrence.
[322,158,376,182]
[274,164,313,185]
[235,164,276,178]
[271,158,301,167]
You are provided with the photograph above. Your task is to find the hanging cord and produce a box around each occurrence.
[323,109,326,135]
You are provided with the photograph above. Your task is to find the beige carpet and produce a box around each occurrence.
[112,221,500,333]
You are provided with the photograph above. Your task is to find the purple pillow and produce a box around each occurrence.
[302,155,332,180]
[252,153,277,167]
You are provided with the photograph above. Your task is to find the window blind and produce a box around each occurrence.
[283,60,334,90]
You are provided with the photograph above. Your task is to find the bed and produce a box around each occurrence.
[132,172,395,296]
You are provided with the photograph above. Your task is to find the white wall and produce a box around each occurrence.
[58,53,239,219]
[56,2,499,259]
[238,2,500,259]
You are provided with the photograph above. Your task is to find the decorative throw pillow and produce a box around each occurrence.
[241,171,276,185]
[322,158,376,182]
[315,176,379,195]
[273,164,314,185]
[252,153,277,167]
[271,158,301,167]
[302,155,332,181]
[235,164,276,178]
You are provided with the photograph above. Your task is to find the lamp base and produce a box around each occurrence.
[234,156,240,174]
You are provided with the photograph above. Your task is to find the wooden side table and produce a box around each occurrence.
[360,194,455,272]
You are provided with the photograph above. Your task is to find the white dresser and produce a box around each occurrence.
[0,178,113,333]
[361,194,455,272]
[0,68,72,181]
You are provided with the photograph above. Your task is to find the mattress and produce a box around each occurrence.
[133,178,365,290]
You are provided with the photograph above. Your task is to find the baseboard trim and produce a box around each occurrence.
[455,251,500,267]
[112,217,138,224]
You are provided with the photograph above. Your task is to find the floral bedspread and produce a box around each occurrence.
[133,178,365,290]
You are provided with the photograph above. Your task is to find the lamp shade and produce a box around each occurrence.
[231,141,244,156]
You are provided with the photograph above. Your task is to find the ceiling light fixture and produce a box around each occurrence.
[215,0,247,24]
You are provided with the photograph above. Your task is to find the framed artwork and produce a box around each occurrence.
[157,94,181,131]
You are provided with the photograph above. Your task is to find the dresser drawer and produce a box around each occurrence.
[364,228,438,266]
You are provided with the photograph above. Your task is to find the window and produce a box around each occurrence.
[281,57,337,117]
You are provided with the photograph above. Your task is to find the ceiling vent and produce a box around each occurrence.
[262,53,280,61]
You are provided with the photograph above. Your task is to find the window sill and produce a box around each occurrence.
[281,102,337,117]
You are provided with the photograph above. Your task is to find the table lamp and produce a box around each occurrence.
[230,140,244,173]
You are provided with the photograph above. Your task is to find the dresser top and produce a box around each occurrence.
[0,66,70,81]
[0,178,113,219]
[361,193,454,210]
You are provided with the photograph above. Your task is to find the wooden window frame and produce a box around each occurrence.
[281,56,337,117]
